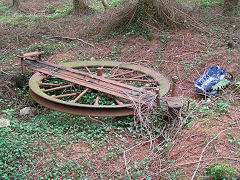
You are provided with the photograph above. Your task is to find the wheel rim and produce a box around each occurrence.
[29,61,170,117]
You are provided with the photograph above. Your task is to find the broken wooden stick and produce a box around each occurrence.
[50,35,96,48]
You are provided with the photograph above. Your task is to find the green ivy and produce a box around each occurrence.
[205,165,238,180]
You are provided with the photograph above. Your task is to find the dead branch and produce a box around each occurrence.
[49,35,97,48]
[191,128,239,180]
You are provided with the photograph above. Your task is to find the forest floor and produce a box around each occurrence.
[0,0,240,179]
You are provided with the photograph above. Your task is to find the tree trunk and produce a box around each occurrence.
[99,0,108,10]
[223,0,239,16]
[73,0,92,14]
[12,0,20,10]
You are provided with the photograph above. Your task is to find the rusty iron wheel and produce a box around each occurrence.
[29,61,170,117]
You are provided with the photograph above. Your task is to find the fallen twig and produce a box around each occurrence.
[177,156,240,167]
[191,128,239,180]
[50,35,97,48]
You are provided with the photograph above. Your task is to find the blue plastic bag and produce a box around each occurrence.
[194,66,233,95]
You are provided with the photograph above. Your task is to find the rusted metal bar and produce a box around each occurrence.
[55,92,77,98]
[144,87,157,90]
[38,82,61,87]
[111,70,135,78]
[71,88,89,103]
[97,67,103,76]
[110,78,155,83]
[85,66,91,74]
[94,95,100,106]
[111,66,120,76]
[155,86,161,107]
[171,76,179,97]
[43,84,73,92]
[38,46,42,61]
[114,97,123,105]
[20,51,25,74]
[131,74,147,79]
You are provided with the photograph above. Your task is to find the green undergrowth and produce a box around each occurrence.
[0,109,129,179]
[205,165,238,180]
[0,107,172,179]
[0,77,182,179]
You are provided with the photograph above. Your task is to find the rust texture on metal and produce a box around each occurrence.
[25,58,171,117]
[97,67,103,76]
[26,59,156,104]
[155,86,161,107]
[20,51,25,74]
[171,75,179,97]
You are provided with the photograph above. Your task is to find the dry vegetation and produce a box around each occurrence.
[0,0,240,179]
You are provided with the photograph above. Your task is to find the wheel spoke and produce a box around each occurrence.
[114,97,123,105]
[110,78,155,83]
[38,82,61,87]
[111,66,120,76]
[85,66,92,74]
[131,74,147,79]
[71,88,89,103]
[111,70,135,78]
[144,86,157,90]
[54,92,78,98]
[94,95,100,106]
[43,84,73,92]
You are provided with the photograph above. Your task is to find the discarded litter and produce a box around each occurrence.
[195,66,234,95]
[0,118,10,127]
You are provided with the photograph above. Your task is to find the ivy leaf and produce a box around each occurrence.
[212,79,230,91]
[236,81,240,87]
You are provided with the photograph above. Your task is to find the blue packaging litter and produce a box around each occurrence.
[194,66,233,95]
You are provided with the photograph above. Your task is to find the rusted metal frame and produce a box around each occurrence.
[56,70,149,103]
[43,84,73,92]
[28,60,152,95]
[71,88,89,103]
[34,67,149,104]
[28,60,154,96]
[30,89,134,117]
[38,82,61,87]
[110,70,135,78]
[28,60,171,117]
[110,78,155,83]
[56,60,171,95]
[54,92,78,98]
